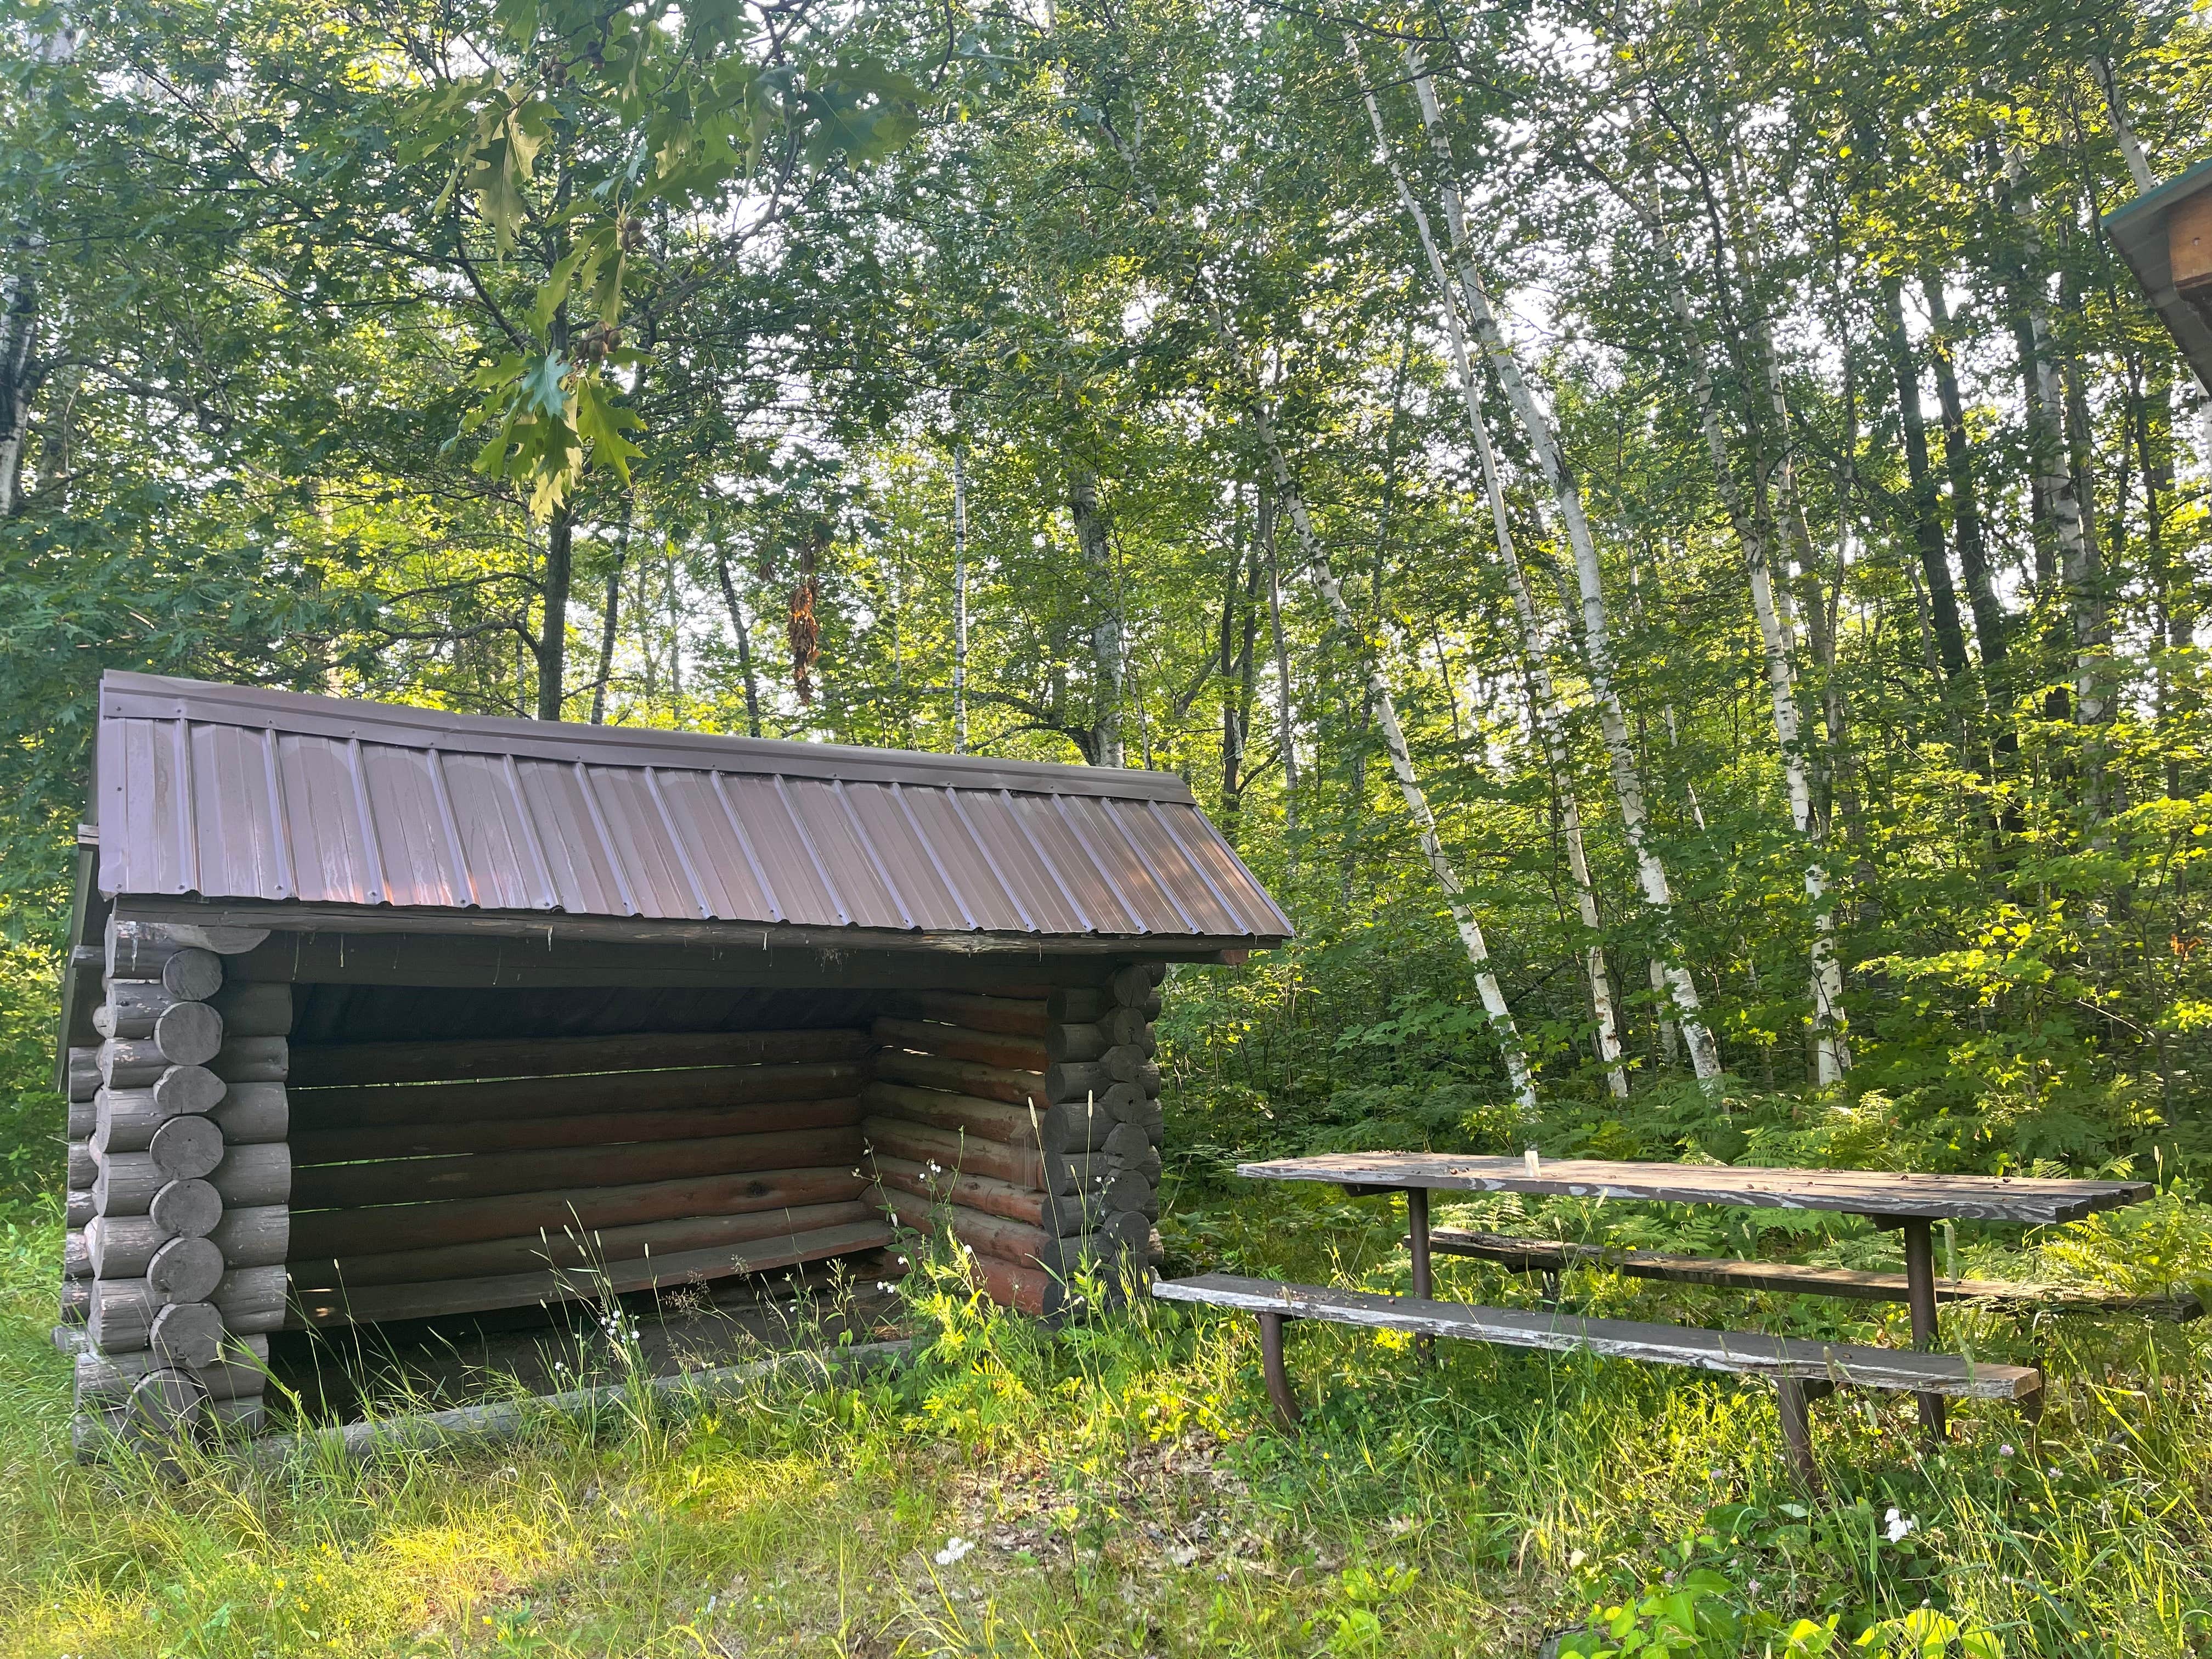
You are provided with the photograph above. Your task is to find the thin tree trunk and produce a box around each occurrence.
[2092,56,2159,194]
[1921,279,2010,686]
[536,501,575,720]
[952,440,970,754]
[1261,488,1298,834]
[1879,278,1972,691]
[1403,46,1722,1092]
[589,493,636,725]
[1071,468,1123,766]
[1347,34,1628,1097]
[714,545,763,738]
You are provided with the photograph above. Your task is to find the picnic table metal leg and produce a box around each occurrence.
[1901,1219,1948,1441]
[1406,1188,1435,1363]
[1776,1378,1832,1490]
[1259,1312,1302,1431]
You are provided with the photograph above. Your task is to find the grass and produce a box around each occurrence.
[3,1183,2212,1657]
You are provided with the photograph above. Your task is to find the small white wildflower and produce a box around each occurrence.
[1747,1580,1760,1594]
[877,1281,895,1293]
[1567,1549,1587,1569]
[1883,1508,1916,1544]
[935,1537,975,1566]
[2000,1444,2015,1458]
[928,1161,944,1175]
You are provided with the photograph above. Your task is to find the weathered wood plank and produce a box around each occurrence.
[289,1062,865,1132]
[870,1049,1046,1110]
[291,1094,860,1165]
[287,1027,871,1088]
[874,1016,1047,1074]
[900,992,1051,1039]
[287,1166,872,1259]
[1430,1230,2205,1319]
[1235,1154,2153,1226]
[290,1218,895,1327]
[1151,1274,2043,1398]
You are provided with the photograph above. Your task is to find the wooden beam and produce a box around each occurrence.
[290,1065,863,1133]
[1151,1274,2044,1398]
[288,1028,871,1088]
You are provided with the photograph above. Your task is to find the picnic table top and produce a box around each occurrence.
[1234,1153,2153,1226]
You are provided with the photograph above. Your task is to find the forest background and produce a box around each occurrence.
[2,0,2212,1648]
[2,0,2208,1196]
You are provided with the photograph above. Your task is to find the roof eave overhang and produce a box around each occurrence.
[2104,158,2212,399]
[108,894,1290,961]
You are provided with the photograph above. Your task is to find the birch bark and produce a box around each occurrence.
[1347,35,1629,1098]
[1403,48,1723,1091]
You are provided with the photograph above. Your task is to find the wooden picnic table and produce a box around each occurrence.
[1235,1152,2155,1438]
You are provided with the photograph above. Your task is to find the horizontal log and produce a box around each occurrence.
[861,1116,1101,1195]
[1044,986,1109,1024]
[1108,1139,1164,1186]
[288,1026,873,1088]
[289,1062,866,1133]
[208,1397,268,1436]
[147,1235,226,1302]
[1101,1082,1164,1137]
[292,1094,860,1166]
[871,1048,1045,1109]
[65,1228,89,1279]
[1099,1006,1154,1047]
[93,1150,162,1217]
[291,1124,862,1210]
[968,1250,1057,1316]
[1102,1122,1154,1166]
[149,1178,223,1238]
[882,1191,1141,1277]
[68,1096,94,1139]
[127,1368,213,1437]
[858,1079,1111,1155]
[150,1115,225,1181]
[291,1218,894,1328]
[212,1265,288,1333]
[289,1165,871,1260]
[109,919,268,970]
[67,1046,99,1103]
[874,1017,1048,1074]
[211,1036,287,1084]
[94,1089,183,1156]
[151,1301,226,1368]
[1044,1023,1107,1064]
[69,1140,94,1192]
[90,1206,287,1277]
[902,992,1050,1039]
[299,1198,883,1290]
[155,1005,227,1067]
[75,1335,269,1408]
[210,1081,287,1146]
[97,980,218,1039]
[211,1143,291,1207]
[155,1065,227,1115]
[66,1190,93,1228]
[59,1275,90,1321]
[208,981,292,1038]
[1109,962,1166,1006]
[872,1155,1093,1236]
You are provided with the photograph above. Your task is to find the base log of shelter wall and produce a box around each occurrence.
[862,966,1165,1315]
[282,1025,893,1330]
[70,919,284,1457]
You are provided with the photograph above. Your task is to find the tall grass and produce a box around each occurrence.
[3,1181,2211,1656]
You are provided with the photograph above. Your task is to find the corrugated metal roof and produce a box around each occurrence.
[92,673,1292,943]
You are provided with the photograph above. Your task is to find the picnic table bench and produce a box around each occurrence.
[1154,1153,2159,1485]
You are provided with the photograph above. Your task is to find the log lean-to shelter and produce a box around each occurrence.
[2106,154,2212,397]
[52,671,1291,1451]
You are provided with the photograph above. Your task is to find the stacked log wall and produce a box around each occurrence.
[862,963,1165,1315]
[73,919,280,1456]
[282,1024,892,1330]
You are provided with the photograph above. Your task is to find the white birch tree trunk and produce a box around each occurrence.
[952,440,970,754]
[1347,34,1628,1099]
[1403,48,1723,1092]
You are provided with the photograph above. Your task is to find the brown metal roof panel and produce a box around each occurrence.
[274,732,379,905]
[843,781,969,929]
[435,751,542,910]
[953,789,1090,933]
[1149,800,1291,936]
[1058,792,1193,932]
[651,767,778,922]
[719,772,844,927]
[583,765,713,920]
[1006,790,1140,934]
[512,759,628,916]
[890,785,1031,931]
[779,776,910,930]
[1099,798,1246,935]
[192,721,291,904]
[106,718,177,895]
[360,742,470,908]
